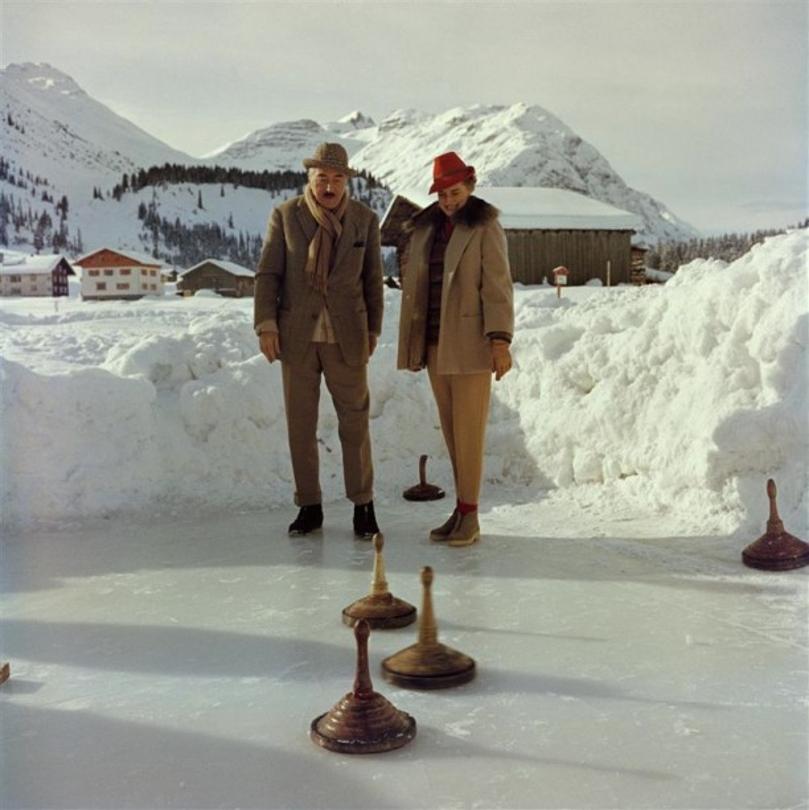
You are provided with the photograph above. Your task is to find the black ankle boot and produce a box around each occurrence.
[288,504,323,536]
[353,501,380,540]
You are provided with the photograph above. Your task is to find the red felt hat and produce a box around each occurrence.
[429,152,476,194]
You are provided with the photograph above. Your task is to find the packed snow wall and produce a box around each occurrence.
[1,230,806,534]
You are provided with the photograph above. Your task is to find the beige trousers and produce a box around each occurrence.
[426,345,492,505]
[281,342,373,506]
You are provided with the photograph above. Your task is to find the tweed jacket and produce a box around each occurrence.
[397,196,514,374]
[254,195,384,368]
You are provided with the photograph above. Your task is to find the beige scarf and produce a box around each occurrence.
[303,185,348,292]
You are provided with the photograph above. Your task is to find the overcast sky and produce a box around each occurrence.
[3,0,806,234]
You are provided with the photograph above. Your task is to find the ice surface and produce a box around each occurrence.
[2,498,807,809]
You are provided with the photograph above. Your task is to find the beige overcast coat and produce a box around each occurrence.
[254,196,384,368]
[397,197,514,374]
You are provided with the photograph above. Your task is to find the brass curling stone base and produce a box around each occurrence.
[382,643,476,690]
[742,531,809,571]
[310,701,417,754]
[342,594,417,630]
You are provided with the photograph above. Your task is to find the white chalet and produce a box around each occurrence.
[75,248,165,301]
[0,253,74,297]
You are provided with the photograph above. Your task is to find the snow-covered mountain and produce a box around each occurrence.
[1,62,695,255]
[202,119,335,167]
[211,102,697,244]
[354,104,698,244]
[324,110,377,135]
[1,62,197,199]
[205,112,377,167]
[0,64,353,262]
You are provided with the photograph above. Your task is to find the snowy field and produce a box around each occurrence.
[1,230,808,808]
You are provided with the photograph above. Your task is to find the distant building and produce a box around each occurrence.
[74,248,165,301]
[0,253,74,297]
[381,186,642,286]
[177,259,255,298]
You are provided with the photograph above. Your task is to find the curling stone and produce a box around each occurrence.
[742,479,809,571]
[342,534,417,629]
[403,455,445,501]
[382,566,476,689]
[310,619,417,754]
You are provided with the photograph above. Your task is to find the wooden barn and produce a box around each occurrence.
[381,186,642,286]
[177,259,255,298]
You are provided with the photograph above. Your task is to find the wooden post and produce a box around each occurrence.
[606,260,612,287]
[553,266,568,298]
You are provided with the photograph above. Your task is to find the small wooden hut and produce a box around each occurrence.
[177,259,255,298]
[380,186,642,286]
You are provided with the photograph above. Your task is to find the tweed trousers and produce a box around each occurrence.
[281,342,373,507]
[426,344,492,505]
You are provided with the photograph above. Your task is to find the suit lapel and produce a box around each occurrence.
[330,202,358,274]
[408,224,433,307]
[295,198,317,243]
[443,223,474,284]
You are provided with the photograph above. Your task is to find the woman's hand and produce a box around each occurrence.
[490,339,512,381]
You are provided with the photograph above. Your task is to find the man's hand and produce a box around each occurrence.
[369,334,378,357]
[491,339,512,381]
[259,331,281,363]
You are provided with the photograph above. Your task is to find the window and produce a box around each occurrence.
[150,283,156,290]
[9,274,21,282]
[88,269,99,277]
[150,269,156,277]
[10,287,21,295]
[116,283,130,290]
[104,269,114,276]
[96,282,107,291]
[121,268,131,276]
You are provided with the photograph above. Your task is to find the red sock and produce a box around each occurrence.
[458,501,477,515]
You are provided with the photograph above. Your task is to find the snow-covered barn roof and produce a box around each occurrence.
[0,253,74,276]
[181,259,255,278]
[386,186,642,231]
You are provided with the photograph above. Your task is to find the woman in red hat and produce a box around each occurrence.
[397,152,514,546]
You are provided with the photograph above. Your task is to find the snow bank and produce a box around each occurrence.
[496,231,808,534]
[1,230,806,535]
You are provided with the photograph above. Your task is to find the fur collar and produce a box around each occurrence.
[406,195,499,231]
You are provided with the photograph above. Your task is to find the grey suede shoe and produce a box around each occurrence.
[447,511,480,547]
[429,508,459,542]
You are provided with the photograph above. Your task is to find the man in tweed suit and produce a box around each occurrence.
[254,143,384,538]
